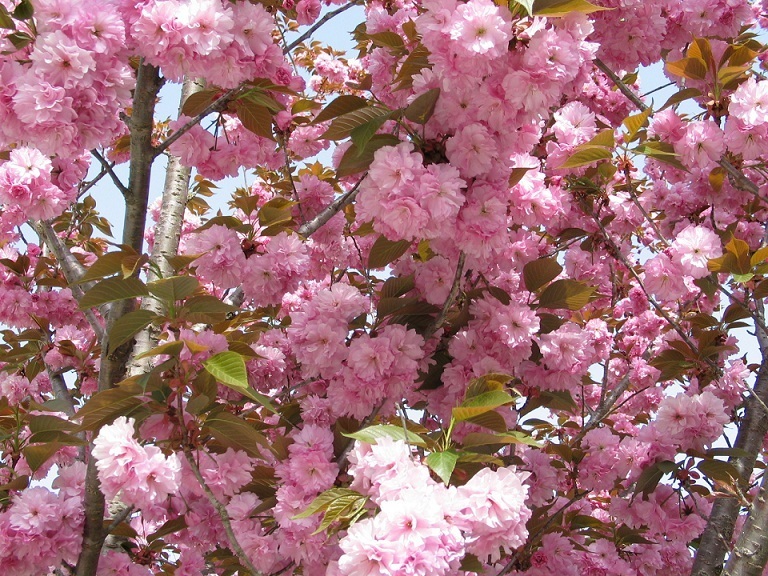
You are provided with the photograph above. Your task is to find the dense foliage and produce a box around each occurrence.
[1,0,768,575]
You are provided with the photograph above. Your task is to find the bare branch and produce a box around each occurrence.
[297,177,365,237]
[283,1,360,54]
[91,149,129,197]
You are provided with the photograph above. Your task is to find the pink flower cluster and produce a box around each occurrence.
[336,438,531,574]
[131,0,286,88]
[0,147,74,222]
[356,142,466,243]
[327,324,425,419]
[652,390,730,451]
[0,0,134,158]
[0,472,84,575]
[92,416,182,510]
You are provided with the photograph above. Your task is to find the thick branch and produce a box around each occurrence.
[725,467,768,576]
[692,304,768,576]
[131,77,202,376]
[75,62,163,576]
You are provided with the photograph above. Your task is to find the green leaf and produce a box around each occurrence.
[313,95,368,124]
[633,461,670,497]
[558,145,613,169]
[108,309,157,353]
[147,516,187,543]
[425,450,459,484]
[464,410,507,433]
[461,431,542,448]
[294,488,364,518]
[22,443,62,472]
[12,0,32,20]
[29,414,78,434]
[235,100,274,140]
[294,488,368,534]
[453,390,516,421]
[634,141,687,171]
[258,197,296,227]
[337,135,401,177]
[75,251,126,284]
[321,107,392,141]
[404,88,440,125]
[79,276,149,310]
[343,424,427,447]
[0,5,15,29]
[367,31,405,52]
[523,257,563,292]
[538,279,596,310]
[380,275,415,299]
[203,352,276,412]
[134,340,185,360]
[459,554,485,573]
[622,107,653,142]
[148,276,199,303]
[533,0,610,16]
[394,43,431,91]
[350,114,391,155]
[75,386,144,431]
[181,90,220,117]
[660,88,702,111]
[706,447,753,459]
[697,459,740,484]
[368,235,411,269]
[204,409,273,457]
[666,57,708,81]
[465,373,512,398]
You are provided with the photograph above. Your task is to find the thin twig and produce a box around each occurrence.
[283,2,360,54]
[153,86,242,158]
[183,448,262,576]
[91,150,129,197]
[594,57,762,199]
[78,166,110,199]
[424,252,466,339]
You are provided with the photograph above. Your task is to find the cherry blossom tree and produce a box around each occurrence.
[1,0,768,575]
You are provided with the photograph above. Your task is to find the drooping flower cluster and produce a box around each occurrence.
[92,417,182,509]
[336,438,532,575]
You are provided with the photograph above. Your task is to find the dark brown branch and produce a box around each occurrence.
[692,303,768,576]
[91,150,129,197]
[283,1,359,54]
[75,62,163,576]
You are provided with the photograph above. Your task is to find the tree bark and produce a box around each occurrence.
[75,62,163,576]
[130,76,202,375]
[692,304,768,576]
